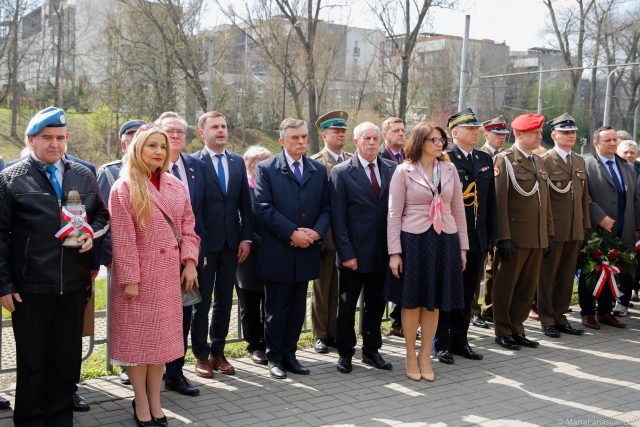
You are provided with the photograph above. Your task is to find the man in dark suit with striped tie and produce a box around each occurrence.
[330,122,397,373]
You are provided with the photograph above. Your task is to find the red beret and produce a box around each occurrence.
[511,114,545,131]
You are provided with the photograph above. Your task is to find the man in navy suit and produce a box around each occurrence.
[192,111,253,377]
[156,112,209,396]
[254,118,330,379]
[330,122,397,374]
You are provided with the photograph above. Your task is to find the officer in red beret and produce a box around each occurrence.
[492,114,554,350]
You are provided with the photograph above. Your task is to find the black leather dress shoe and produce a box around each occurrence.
[165,374,200,396]
[436,349,455,364]
[543,325,560,338]
[284,358,310,375]
[268,361,286,379]
[362,352,392,370]
[451,345,483,360]
[495,336,521,350]
[314,338,329,354]
[512,333,539,348]
[556,323,584,335]
[0,396,10,410]
[336,355,353,373]
[471,314,489,329]
[73,392,90,412]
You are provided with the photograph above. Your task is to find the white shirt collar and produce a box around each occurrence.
[205,147,226,159]
[598,153,616,164]
[357,153,378,169]
[457,145,472,158]
[170,154,184,170]
[554,147,570,160]
[284,150,303,169]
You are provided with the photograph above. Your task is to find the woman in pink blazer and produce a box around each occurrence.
[109,124,200,427]
[386,122,468,382]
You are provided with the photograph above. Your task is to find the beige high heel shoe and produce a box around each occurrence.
[405,353,421,381]
[418,352,435,382]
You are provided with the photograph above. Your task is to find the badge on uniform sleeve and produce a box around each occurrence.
[494,167,500,177]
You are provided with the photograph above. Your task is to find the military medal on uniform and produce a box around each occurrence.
[55,188,94,247]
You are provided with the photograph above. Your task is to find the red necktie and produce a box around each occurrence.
[369,163,380,199]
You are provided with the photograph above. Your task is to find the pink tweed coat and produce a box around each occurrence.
[108,173,200,365]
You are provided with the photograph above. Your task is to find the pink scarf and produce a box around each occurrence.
[418,161,444,234]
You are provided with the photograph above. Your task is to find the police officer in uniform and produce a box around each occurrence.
[473,116,510,328]
[538,113,590,337]
[492,114,553,350]
[434,108,496,364]
[309,111,352,353]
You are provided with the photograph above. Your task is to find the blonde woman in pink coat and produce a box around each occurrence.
[108,124,200,427]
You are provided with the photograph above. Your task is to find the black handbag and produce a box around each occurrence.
[159,208,202,307]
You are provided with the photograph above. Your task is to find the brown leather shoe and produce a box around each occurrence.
[209,355,236,375]
[195,358,214,378]
[596,314,626,328]
[581,315,600,329]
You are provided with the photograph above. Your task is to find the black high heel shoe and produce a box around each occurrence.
[151,415,169,427]
[153,415,168,427]
[132,399,155,427]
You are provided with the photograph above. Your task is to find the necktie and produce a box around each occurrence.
[171,164,181,180]
[215,154,227,196]
[369,163,380,199]
[292,161,302,182]
[46,164,62,200]
[606,160,624,194]
[337,155,343,163]
[467,153,473,164]
[565,153,571,165]
[394,153,401,164]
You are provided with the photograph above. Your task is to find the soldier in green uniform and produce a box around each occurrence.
[492,114,554,350]
[538,113,590,338]
[310,111,352,353]
[472,116,510,328]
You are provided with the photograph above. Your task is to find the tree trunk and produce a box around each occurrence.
[398,57,410,120]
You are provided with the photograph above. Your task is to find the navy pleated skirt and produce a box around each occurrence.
[385,227,464,311]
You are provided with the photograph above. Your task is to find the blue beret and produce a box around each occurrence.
[119,120,146,139]
[26,106,67,137]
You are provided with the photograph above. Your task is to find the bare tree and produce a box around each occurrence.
[119,0,209,111]
[367,0,451,120]
[543,0,596,114]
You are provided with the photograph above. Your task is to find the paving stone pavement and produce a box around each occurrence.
[1,306,640,426]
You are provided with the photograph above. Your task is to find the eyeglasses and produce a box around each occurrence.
[426,137,451,145]
[164,129,186,136]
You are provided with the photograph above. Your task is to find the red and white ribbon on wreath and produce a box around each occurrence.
[55,208,94,240]
[593,260,623,298]
[635,240,640,251]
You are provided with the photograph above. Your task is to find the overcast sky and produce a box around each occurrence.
[210,0,554,52]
